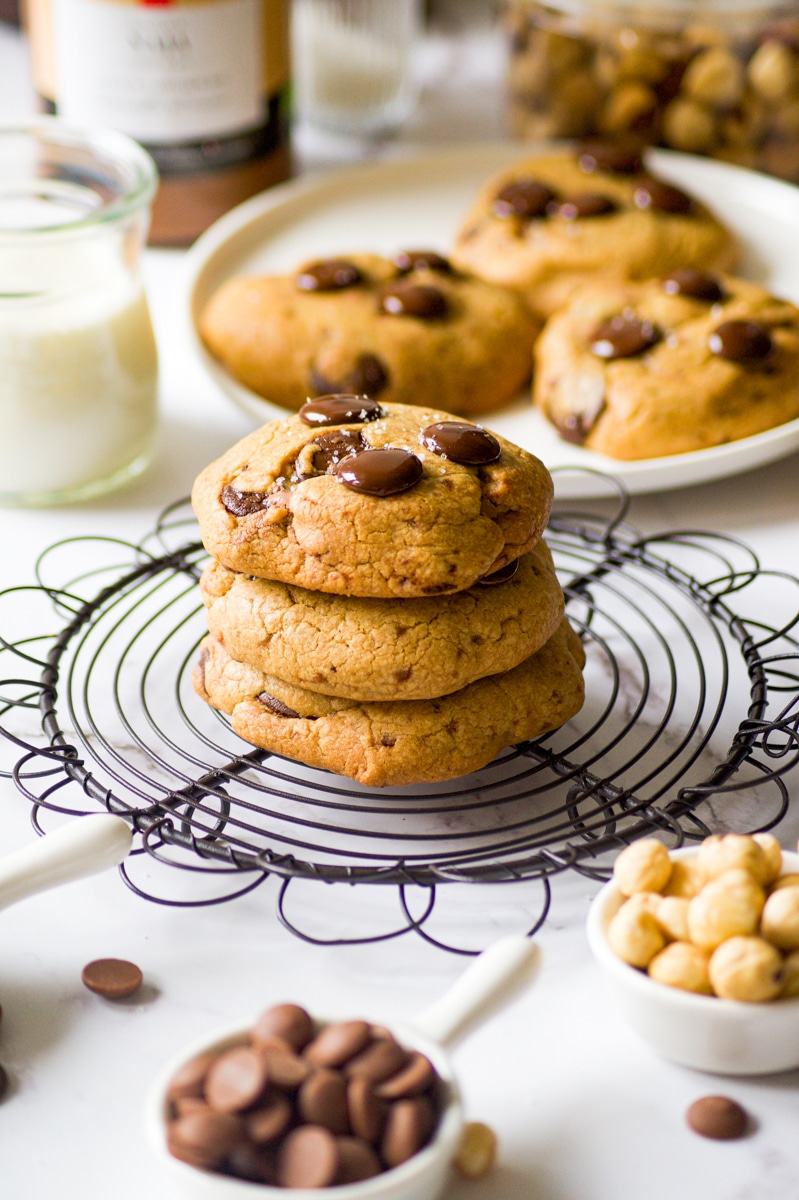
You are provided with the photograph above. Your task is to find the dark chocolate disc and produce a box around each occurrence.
[477,559,520,586]
[296,259,362,291]
[662,268,725,302]
[577,138,645,175]
[590,315,661,359]
[492,178,556,220]
[379,282,448,319]
[220,484,269,516]
[299,395,384,426]
[554,193,616,220]
[394,249,452,274]
[633,178,693,214]
[335,448,423,496]
[420,421,501,464]
[708,320,773,363]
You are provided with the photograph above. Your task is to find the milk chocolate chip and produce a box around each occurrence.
[81,958,142,999]
[421,421,501,464]
[709,320,774,363]
[304,1020,372,1068]
[298,1069,351,1135]
[492,178,556,220]
[335,1137,382,1183]
[590,315,661,359]
[252,1003,314,1052]
[663,268,725,302]
[686,1095,749,1140]
[394,250,453,274]
[168,1108,245,1170]
[335,448,423,496]
[577,139,645,175]
[296,260,362,292]
[378,281,448,319]
[300,395,384,426]
[633,178,694,214]
[554,193,616,220]
[276,1126,341,1188]
[204,1046,271,1114]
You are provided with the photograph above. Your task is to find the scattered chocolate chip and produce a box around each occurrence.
[381,1095,437,1168]
[306,430,365,474]
[553,193,616,220]
[663,268,725,302]
[296,260,362,292]
[686,1095,749,1140]
[81,958,142,999]
[577,138,645,175]
[252,1003,314,1052]
[394,249,452,274]
[299,395,384,426]
[590,315,662,359]
[709,319,773,363]
[277,1125,341,1189]
[220,484,269,517]
[204,1045,271,1114]
[257,692,301,719]
[335,1137,382,1183]
[477,559,520,586]
[167,1107,245,1170]
[304,1020,373,1068]
[492,178,556,220]
[378,281,448,319]
[421,421,501,464]
[335,448,423,497]
[633,178,693,214]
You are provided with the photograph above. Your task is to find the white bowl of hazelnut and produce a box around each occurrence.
[586,833,799,1075]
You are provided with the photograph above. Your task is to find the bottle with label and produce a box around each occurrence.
[25,0,292,244]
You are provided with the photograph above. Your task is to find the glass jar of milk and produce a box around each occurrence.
[0,120,159,505]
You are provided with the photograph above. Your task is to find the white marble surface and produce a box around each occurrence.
[1,9,799,1199]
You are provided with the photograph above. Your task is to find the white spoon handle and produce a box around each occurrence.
[408,935,540,1048]
[0,815,132,912]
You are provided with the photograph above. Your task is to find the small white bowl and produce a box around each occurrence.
[586,847,799,1075]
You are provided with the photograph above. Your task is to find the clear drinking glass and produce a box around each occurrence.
[293,0,422,137]
[0,119,159,506]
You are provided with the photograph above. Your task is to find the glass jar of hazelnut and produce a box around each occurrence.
[503,0,799,183]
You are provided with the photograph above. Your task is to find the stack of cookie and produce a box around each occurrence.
[191,398,585,787]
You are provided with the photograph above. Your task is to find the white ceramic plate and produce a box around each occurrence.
[184,142,799,499]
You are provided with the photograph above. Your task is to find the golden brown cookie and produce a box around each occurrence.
[199,539,565,702]
[194,618,586,787]
[199,251,540,417]
[451,144,737,317]
[191,400,554,598]
[532,269,799,459]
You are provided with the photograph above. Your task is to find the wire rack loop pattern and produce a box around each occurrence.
[1,483,798,951]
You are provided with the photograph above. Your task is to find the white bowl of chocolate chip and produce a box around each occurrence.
[144,936,539,1197]
[587,835,799,1075]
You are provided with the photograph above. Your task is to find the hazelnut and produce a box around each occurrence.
[681,47,744,109]
[779,949,799,998]
[697,833,773,886]
[600,82,657,134]
[615,44,671,85]
[752,833,783,885]
[655,896,690,942]
[687,869,765,950]
[662,858,704,899]
[760,886,799,951]
[708,935,784,1002]
[768,872,799,893]
[648,941,713,994]
[613,838,673,896]
[662,97,718,153]
[748,39,799,101]
[453,1122,497,1179]
[607,902,666,968]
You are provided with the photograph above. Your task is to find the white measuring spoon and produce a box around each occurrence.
[144,934,540,1199]
[0,814,133,910]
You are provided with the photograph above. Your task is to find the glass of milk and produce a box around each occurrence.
[292,0,422,137]
[0,119,159,506]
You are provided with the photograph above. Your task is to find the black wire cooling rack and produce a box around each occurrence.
[1,475,798,952]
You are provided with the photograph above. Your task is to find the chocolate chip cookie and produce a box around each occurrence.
[451,145,737,318]
[198,251,540,417]
[532,270,799,459]
[191,400,554,598]
[194,617,586,787]
[199,538,564,703]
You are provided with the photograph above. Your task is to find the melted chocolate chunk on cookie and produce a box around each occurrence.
[257,692,302,719]
[709,320,774,364]
[577,138,645,176]
[549,401,607,445]
[590,314,662,359]
[335,447,423,496]
[220,484,270,516]
[307,430,366,474]
[477,559,520,586]
[394,250,453,274]
[633,178,693,214]
[378,282,448,320]
[310,354,390,401]
[296,259,363,292]
[552,193,616,220]
[492,178,556,220]
[421,421,501,465]
[300,394,384,426]
[663,268,726,302]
